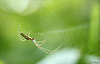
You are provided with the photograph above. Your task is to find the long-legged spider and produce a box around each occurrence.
[17,28,63,54]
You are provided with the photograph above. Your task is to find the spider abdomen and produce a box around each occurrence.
[20,33,29,40]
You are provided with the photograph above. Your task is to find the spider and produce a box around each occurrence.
[17,26,63,54]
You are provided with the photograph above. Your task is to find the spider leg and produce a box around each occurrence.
[39,33,47,41]
[27,30,32,40]
[28,30,31,36]
[35,33,47,45]
[49,43,63,54]
[32,33,63,54]
[34,43,51,54]
[35,41,46,45]
[34,43,63,54]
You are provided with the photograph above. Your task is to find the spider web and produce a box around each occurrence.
[16,0,98,57]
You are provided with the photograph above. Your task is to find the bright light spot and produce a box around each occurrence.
[8,0,29,13]
[37,48,80,64]
[0,59,4,64]
[22,0,41,15]
[0,0,41,15]
[19,25,20,27]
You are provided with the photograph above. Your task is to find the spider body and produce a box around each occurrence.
[20,33,35,40]
[20,33,30,40]
[17,26,63,54]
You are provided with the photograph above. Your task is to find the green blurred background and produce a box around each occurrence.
[0,0,99,64]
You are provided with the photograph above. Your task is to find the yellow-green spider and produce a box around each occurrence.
[17,25,63,54]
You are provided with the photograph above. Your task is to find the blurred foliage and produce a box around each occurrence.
[0,59,4,64]
[0,0,99,64]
